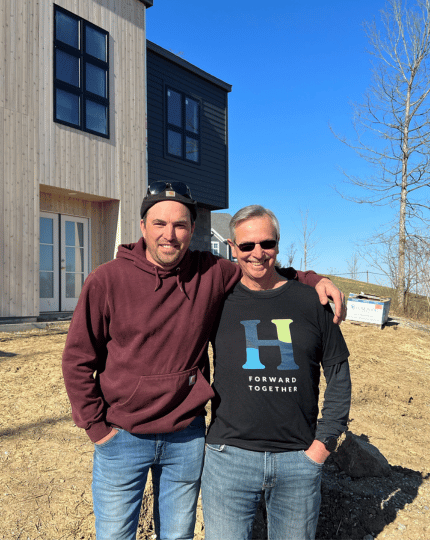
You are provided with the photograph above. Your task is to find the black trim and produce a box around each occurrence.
[53,5,110,138]
[57,213,62,312]
[147,41,232,92]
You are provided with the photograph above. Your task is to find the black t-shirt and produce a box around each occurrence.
[206,280,350,452]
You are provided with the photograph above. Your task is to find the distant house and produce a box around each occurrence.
[146,41,232,251]
[211,213,234,260]
[0,1,232,322]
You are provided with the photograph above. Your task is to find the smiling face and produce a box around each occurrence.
[228,215,279,290]
[140,200,195,270]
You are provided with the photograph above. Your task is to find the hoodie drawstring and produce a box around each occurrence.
[176,268,189,298]
[152,265,189,298]
[154,266,162,292]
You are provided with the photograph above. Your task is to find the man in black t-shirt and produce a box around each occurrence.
[201,205,351,540]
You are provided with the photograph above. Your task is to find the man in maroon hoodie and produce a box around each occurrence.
[62,182,345,540]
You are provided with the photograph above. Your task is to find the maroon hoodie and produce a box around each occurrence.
[62,239,322,443]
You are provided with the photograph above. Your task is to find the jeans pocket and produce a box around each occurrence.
[94,428,123,449]
[205,443,225,453]
[300,450,325,468]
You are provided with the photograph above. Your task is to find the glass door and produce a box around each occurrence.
[39,213,60,311]
[60,216,89,311]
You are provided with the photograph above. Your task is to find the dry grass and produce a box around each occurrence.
[0,319,429,539]
[326,275,430,323]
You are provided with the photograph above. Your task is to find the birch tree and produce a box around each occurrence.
[333,0,430,311]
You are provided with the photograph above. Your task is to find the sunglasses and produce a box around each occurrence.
[147,181,193,199]
[234,240,278,252]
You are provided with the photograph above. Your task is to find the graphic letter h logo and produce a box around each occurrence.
[240,319,299,371]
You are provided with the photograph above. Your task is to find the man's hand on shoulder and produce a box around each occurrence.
[315,278,346,325]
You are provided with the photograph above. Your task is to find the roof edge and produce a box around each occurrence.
[147,40,232,92]
[211,228,228,243]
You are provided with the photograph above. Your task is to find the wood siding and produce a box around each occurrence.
[147,46,230,210]
[1,0,149,318]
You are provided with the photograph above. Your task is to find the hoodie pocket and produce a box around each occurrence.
[105,366,213,430]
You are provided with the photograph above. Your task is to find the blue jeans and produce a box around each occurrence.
[201,443,323,540]
[92,416,206,540]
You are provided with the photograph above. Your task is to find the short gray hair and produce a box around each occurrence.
[229,205,280,242]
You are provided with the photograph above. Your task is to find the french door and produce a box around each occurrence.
[39,213,90,312]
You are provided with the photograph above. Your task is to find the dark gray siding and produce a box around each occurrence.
[190,208,211,252]
[146,42,230,210]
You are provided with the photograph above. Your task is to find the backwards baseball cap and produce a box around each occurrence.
[140,181,198,222]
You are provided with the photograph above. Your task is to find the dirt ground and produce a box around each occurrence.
[0,319,429,540]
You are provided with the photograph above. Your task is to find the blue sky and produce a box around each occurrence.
[147,0,395,282]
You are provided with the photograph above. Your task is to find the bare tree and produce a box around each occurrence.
[346,252,360,280]
[408,232,430,302]
[286,242,296,267]
[332,0,430,312]
[299,209,319,271]
[357,229,430,312]
[358,231,405,289]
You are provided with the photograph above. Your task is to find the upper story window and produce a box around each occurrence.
[166,88,200,163]
[54,5,109,138]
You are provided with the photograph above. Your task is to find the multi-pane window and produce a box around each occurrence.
[54,5,109,138]
[211,241,220,256]
[166,88,200,163]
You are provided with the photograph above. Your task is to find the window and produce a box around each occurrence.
[54,5,109,138]
[211,241,220,256]
[166,88,200,163]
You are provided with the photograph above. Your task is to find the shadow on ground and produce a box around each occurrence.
[251,455,427,539]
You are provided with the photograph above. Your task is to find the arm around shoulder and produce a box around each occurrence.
[277,266,324,287]
[217,256,241,293]
[279,267,346,324]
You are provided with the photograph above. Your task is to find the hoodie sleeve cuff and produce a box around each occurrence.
[86,422,112,443]
[295,270,324,288]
